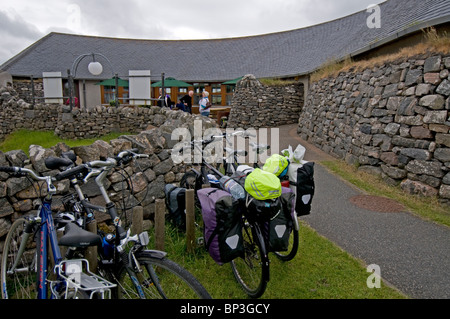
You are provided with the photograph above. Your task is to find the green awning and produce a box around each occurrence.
[222,77,243,85]
[95,78,129,87]
[152,77,191,87]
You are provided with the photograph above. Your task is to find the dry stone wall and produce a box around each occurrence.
[227,75,304,129]
[298,53,450,202]
[0,85,196,140]
[0,110,218,244]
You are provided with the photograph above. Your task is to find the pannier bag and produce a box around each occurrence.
[288,161,315,216]
[246,195,282,222]
[244,168,282,200]
[263,154,289,177]
[164,184,186,231]
[261,188,295,252]
[197,188,244,265]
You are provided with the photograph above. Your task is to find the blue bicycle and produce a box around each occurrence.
[0,162,116,299]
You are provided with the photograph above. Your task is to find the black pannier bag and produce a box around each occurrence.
[245,196,282,223]
[198,188,244,265]
[289,161,315,216]
[164,184,186,231]
[260,189,295,252]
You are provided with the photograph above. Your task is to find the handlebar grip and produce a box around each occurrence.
[0,166,18,173]
[54,165,87,181]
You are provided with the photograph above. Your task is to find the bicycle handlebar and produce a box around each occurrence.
[0,166,50,182]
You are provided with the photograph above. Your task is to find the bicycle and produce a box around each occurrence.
[209,134,300,263]
[0,158,116,299]
[176,134,271,298]
[55,149,212,299]
[247,142,300,262]
[1,150,212,299]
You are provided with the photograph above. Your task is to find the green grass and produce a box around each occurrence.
[152,220,407,299]
[0,129,127,155]
[321,160,450,228]
[0,129,410,298]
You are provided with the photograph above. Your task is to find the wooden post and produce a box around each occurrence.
[85,220,98,272]
[132,206,143,235]
[185,189,195,253]
[155,199,165,251]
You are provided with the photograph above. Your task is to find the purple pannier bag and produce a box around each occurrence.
[197,188,244,265]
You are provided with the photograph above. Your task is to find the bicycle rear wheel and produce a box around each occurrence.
[230,220,269,298]
[113,253,211,299]
[1,218,38,299]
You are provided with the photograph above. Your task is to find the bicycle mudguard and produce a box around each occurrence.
[138,250,168,260]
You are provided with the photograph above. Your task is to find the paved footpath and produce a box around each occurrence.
[277,124,450,299]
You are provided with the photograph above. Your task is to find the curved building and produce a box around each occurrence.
[1,0,449,107]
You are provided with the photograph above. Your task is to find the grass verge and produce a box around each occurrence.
[0,129,127,155]
[320,159,450,228]
[154,220,407,299]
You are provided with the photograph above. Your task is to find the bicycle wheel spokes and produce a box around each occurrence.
[1,218,38,299]
[230,222,268,298]
[116,256,211,299]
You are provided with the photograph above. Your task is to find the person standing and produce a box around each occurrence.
[157,88,172,108]
[180,90,194,114]
[199,91,211,117]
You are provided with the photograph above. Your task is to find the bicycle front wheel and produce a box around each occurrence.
[1,218,38,299]
[230,221,269,298]
[114,253,211,299]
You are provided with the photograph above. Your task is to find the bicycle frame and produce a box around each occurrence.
[11,172,63,299]
[37,198,64,299]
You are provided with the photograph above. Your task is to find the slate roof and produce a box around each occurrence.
[1,0,449,82]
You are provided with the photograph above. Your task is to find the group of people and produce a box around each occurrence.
[157,89,211,117]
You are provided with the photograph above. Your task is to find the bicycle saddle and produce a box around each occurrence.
[59,222,102,248]
[45,157,74,170]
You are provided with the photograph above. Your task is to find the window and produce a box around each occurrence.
[103,86,116,104]
[179,87,187,93]
[211,84,221,93]
[212,95,222,105]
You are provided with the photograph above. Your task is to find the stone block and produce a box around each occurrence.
[400,179,438,197]
[423,111,447,124]
[423,73,441,85]
[410,126,433,139]
[424,55,441,73]
[419,95,445,110]
[405,160,444,178]
[436,134,450,147]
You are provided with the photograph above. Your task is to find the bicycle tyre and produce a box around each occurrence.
[1,218,38,299]
[113,253,211,299]
[273,228,299,261]
[230,221,269,298]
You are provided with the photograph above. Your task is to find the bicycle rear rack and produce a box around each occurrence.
[54,259,116,299]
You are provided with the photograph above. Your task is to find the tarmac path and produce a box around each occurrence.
[277,124,450,299]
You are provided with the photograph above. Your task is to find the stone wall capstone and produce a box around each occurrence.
[227,74,304,129]
[298,53,450,202]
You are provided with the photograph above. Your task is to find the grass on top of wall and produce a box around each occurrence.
[310,27,450,82]
[0,129,127,156]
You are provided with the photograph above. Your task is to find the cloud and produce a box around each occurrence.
[0,0,386,65]
[0,10,44,65]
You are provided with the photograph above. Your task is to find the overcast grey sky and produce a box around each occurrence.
[0,0,385,65]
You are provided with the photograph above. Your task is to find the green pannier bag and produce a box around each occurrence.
[244,168,282,200]
[263,154,289,177]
